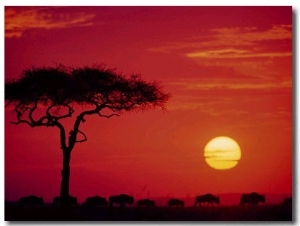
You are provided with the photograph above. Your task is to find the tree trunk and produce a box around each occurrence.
[60,150,71,201]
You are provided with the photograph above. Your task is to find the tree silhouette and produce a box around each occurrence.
[5,64,170,204]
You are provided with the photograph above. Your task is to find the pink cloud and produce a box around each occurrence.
[5,7,96,38]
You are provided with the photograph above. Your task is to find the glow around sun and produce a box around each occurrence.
[204,136,241,170]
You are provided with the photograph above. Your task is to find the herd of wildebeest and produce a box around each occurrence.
[15,192,292,208]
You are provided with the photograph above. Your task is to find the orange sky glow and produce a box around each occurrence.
[4,6,292,204]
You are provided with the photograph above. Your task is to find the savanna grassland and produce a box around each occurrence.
[5,203,292,221]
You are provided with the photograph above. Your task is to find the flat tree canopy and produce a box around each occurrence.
[6,65,170,114]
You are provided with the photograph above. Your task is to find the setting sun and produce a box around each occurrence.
[204,136,241,170]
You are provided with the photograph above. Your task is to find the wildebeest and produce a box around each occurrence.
[240,192,265,205]
[194,193,220,207]
[137,198,155,207]
[82,196,108,207]
[168,198,184,207]
[109,194,134,207]
[53,195,77,206]
[18,195,44,207]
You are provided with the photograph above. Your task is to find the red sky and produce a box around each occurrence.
[4,6,292,203]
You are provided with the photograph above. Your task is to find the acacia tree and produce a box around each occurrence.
[5,65,170,203]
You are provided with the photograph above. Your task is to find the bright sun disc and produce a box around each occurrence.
[204,136,241,170]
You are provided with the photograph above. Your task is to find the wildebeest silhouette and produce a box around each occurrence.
[82,195,108,207]
[18,195,44,207]
[109,194,134,207]
[137,198,155,207]
[194,193,220,207]
[53,195,77,206]
[240,192,265,205]
[168,198,184,207]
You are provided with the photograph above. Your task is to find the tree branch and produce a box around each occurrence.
[28,103,38,124]
[68,103,107,150]
[10,101,68,150]
[75,130,87,143]
[11,119,32,127]
[97,112,120,118]
[46,103,74,121]
[11,103,33,126]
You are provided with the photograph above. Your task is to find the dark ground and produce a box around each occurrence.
[5,203,292,221]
